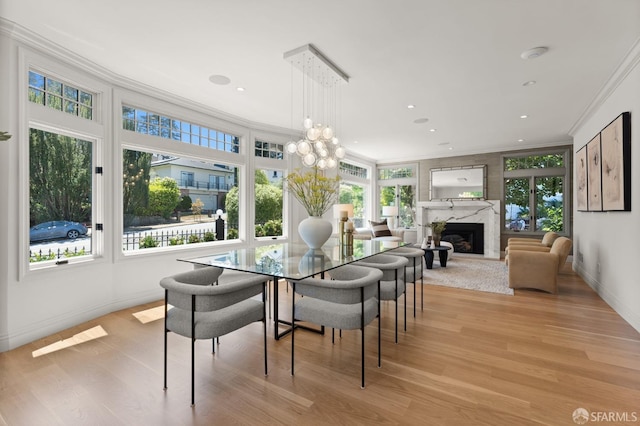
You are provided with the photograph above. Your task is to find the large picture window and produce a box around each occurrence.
[504,152,568,233]
[122,149,239,251]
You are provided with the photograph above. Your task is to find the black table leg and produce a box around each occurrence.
[424,251,434,269]
[438,250,448,267]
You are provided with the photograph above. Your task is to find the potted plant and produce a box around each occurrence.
[430,220,446,246]
[284,167,340,248]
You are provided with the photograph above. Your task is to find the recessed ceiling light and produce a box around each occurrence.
[522,80,537,86]
[209,74,231,85]
[520,46,548,60]
[520,115,528,119]
[448,147,453,150]
[518,138,525,142]
[413,118,429,124]
[236,87,245,92]
[353,140,359,144]
[407,104,415,109]
[429,128,437,132]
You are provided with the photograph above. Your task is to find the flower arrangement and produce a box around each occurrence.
[284,167,340,217]
[430,220,446,235]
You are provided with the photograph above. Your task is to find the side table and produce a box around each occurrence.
[420,246,451,269]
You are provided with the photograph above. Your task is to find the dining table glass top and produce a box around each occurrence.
[179,238,408,280]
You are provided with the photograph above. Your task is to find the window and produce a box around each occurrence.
[339,182,366,228]
[339,160,371,227]
[339,161,368,179]
[504,152,568,233]
[29,129,94,263]
[255,140,284,159]
[254,169,284,238]
[378,165,417,229]
[26,67,102,270]
[122,106,240,153]
[122,149,239,250]
[181,171,195,187]
[378,167,413,180]
[28,71,94,120]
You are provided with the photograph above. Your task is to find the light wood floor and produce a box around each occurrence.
[1,262,639,425]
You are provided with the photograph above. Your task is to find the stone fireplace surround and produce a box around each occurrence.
[417,200,501,259]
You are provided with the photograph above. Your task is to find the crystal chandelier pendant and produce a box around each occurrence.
[284,44,349,169]
[321,126,333,140]
[303,117,313,130]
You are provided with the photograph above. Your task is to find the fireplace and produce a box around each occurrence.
[417,200,500,259]
[441,222,484,254]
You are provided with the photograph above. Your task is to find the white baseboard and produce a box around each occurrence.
[573,262,640,334]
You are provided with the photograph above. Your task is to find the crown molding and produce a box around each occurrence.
[568,36,640,136]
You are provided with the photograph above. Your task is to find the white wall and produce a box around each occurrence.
[570,39,640,333]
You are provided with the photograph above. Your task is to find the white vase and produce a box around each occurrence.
[298,216,333,249]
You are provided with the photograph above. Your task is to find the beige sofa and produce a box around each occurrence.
[506,236,572,293]
[354,227,405,242]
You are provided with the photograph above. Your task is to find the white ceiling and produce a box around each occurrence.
[4,0,640,163]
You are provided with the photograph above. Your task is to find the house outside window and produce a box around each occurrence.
[122,149,238,250]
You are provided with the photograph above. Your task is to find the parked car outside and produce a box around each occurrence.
[30,220,88,242]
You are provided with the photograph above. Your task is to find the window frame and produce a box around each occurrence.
[114,90,251,259]
[19,49,108,278]
[252,134,288,242]
[339,160,373,228]
[501,149,571,235]
[376,163,418,229]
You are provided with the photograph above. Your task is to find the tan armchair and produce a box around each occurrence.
[506,231,558,254]
[507,231,559,247]
[507,236,572,293]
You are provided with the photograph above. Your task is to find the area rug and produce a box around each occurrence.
[424,256,513,295]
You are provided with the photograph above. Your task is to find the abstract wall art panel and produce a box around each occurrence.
[587,134,602,212]
[601,112,631,211]
[576,146,588,212]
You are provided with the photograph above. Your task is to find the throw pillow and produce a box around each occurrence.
[369,219,392,237]
[541,231,559,247]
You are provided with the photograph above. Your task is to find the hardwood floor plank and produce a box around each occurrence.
[1,263,639,425]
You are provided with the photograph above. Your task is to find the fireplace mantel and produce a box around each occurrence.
[417,200,501,259]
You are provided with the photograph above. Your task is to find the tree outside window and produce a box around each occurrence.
[29,128,93,263]
[504,153,567,233]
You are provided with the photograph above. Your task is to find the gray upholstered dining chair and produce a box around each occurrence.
[354,254,409,343]
[160,267,268,406]
[387,246,425,315]
[289,264,383,388]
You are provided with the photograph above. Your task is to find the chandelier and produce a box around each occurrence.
[283,44,349,169]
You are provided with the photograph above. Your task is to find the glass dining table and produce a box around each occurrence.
[179,237,407,340]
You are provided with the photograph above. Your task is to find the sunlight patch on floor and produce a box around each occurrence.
[132,305,166,324]
[32,325,108,358]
